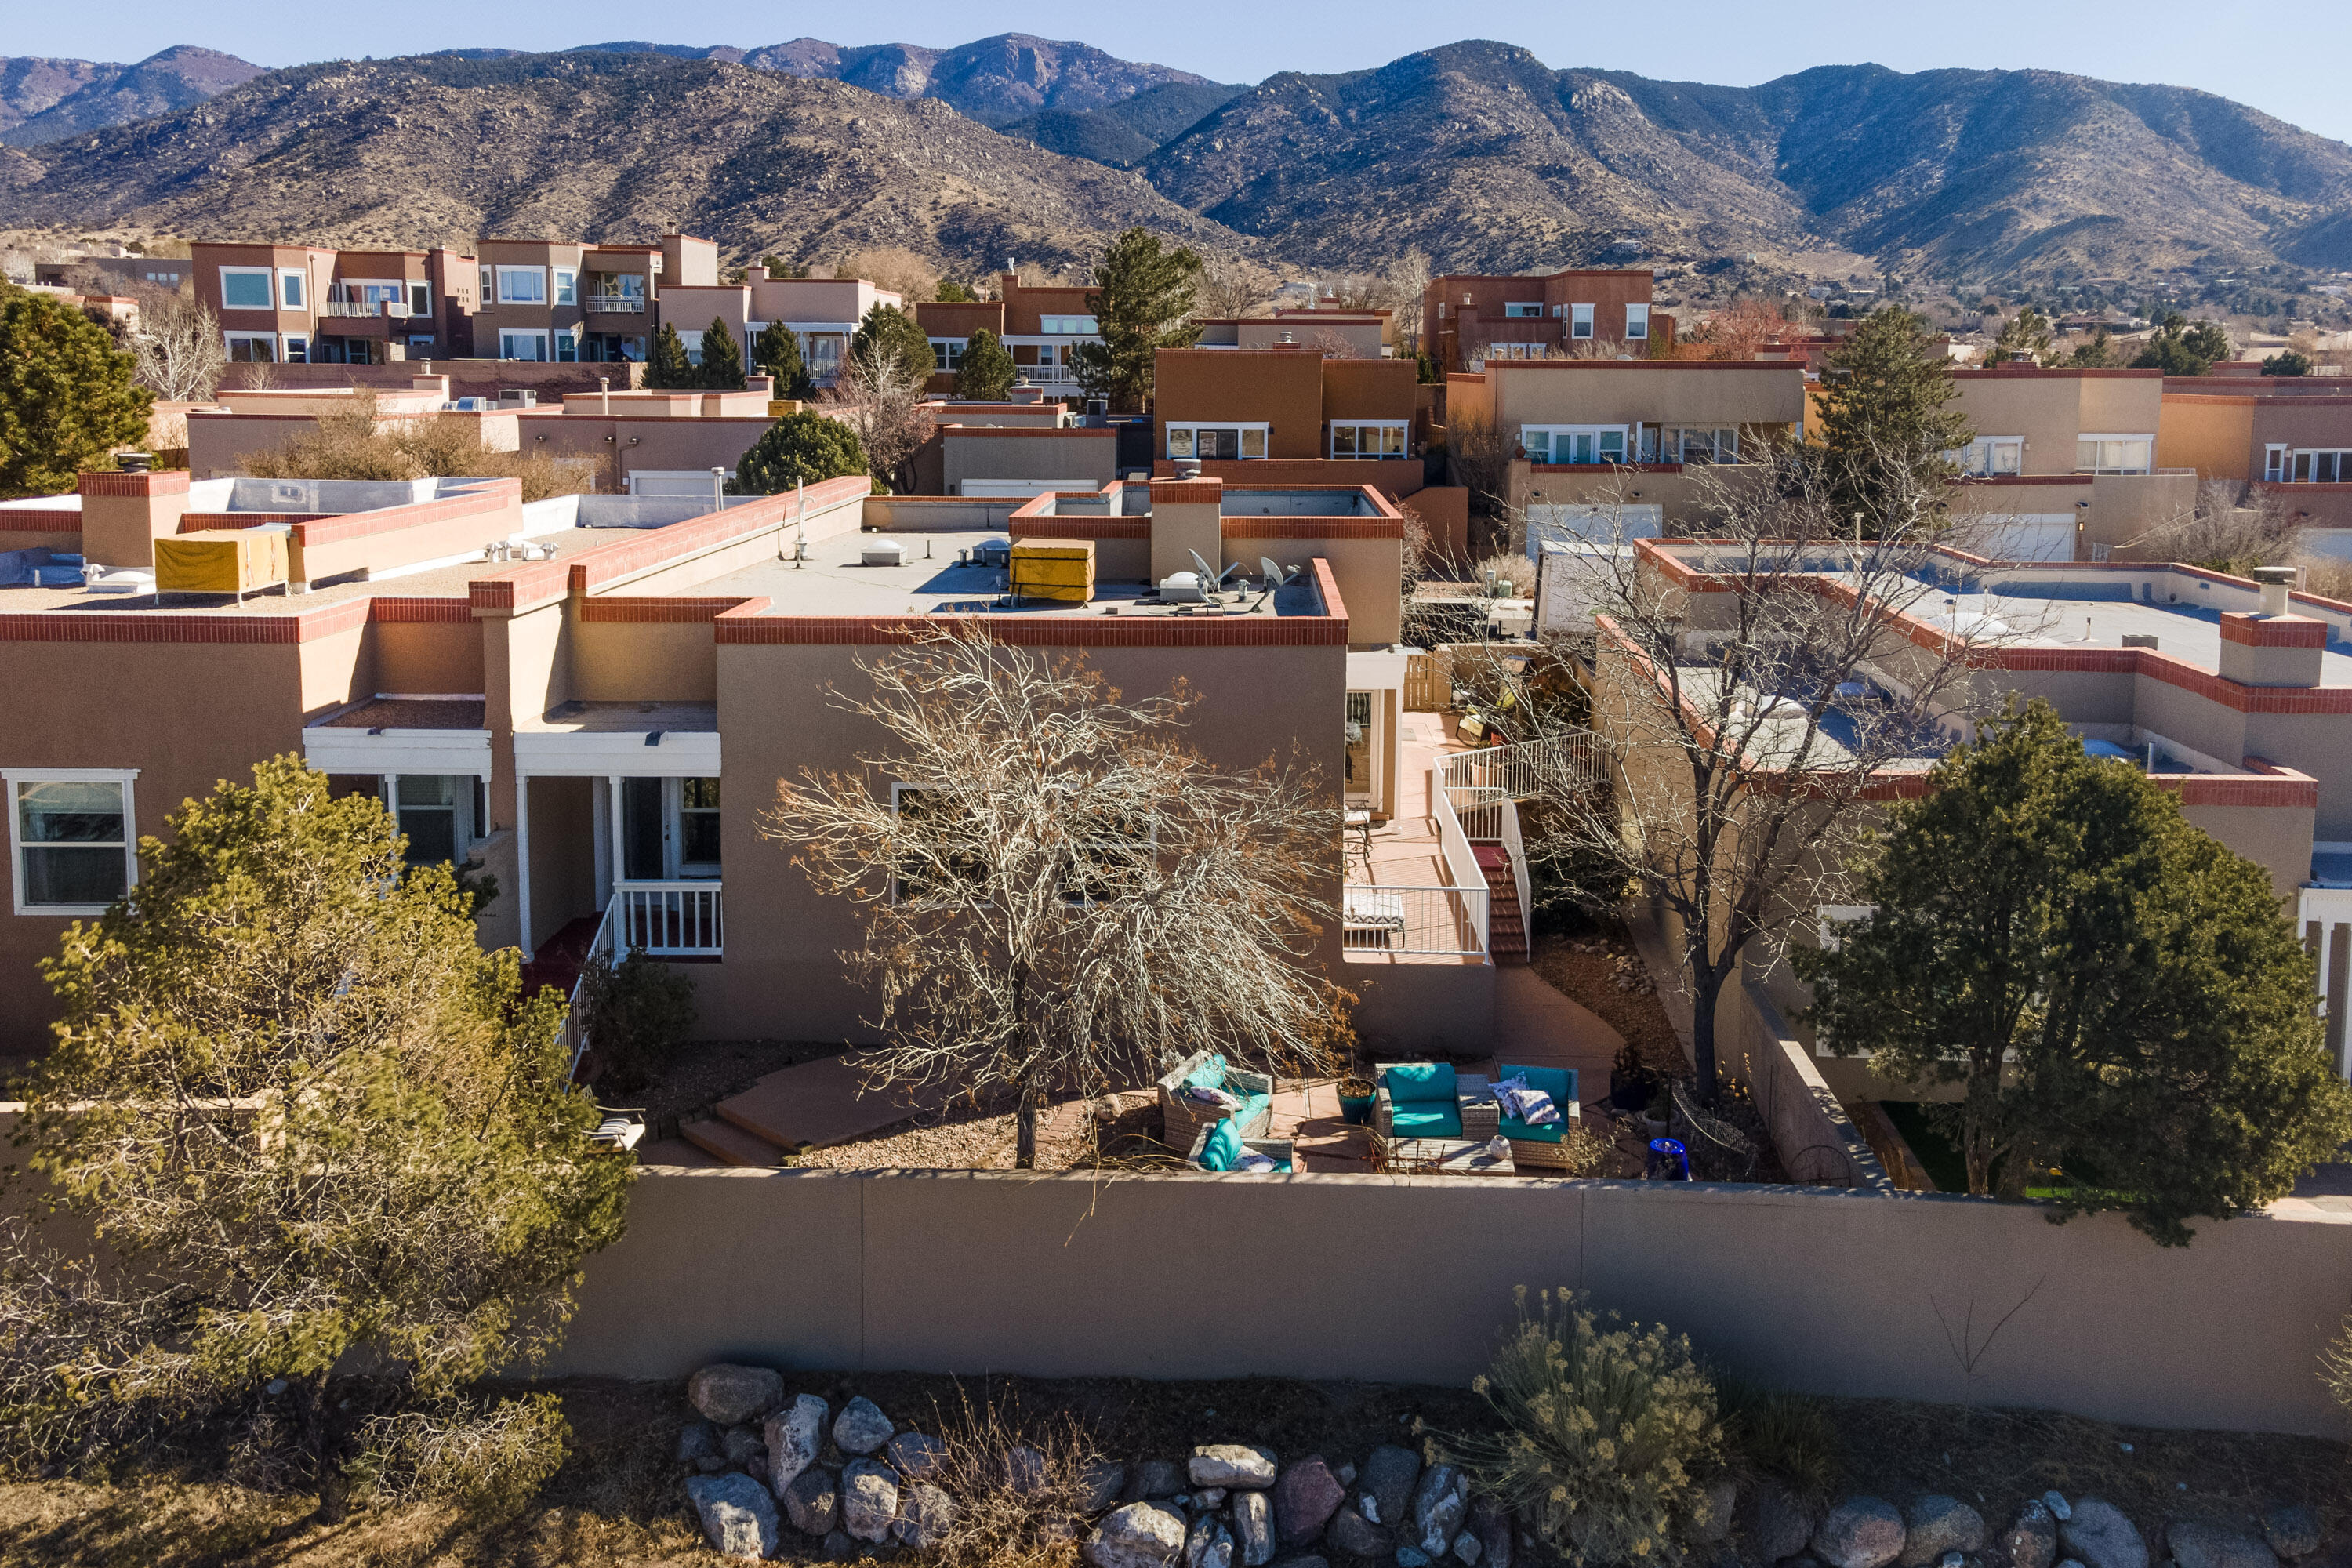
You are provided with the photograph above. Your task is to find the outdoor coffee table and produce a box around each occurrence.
[1380,1136,1516,1176]
[1454,1073,1501,1139]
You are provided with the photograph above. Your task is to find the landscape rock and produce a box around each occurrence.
[1131,1459,1186,1500]
[1338,1465,1356,1485]
[1080,1461,1130,1515]
[2060,1499,2148,1568]
[784,1464,841,1537]
[887,1430,947,1482]
[1200,1488,1229,1508]
[1397,1550,1432,1568]
[833,1396,895,1457]
[1187,1517,1236,1568]
[1232,1488,1273,1565]
[744,1454,769,1487]
[1813,1497,1907,1568]
[1749,1480,1815,1564]
[1413,1465,1470,1557]
[1359,1445,1422,1529]
[2044,1494,2072,1523]
[676,1420,720,1469]
[1276,1559,1330,1568]
[893,1480,957,1550]
[1010,1442,1049,1494]
[720,1424,765,1467]
[1453,1528,1483,1564]
[1085,1503,1189,1568]
[688,1364,784,1428]
[1695,1477,1738,1544]
[1275,1457,1345,1545]
[1328,1504,1393,1559]
[2005,1501,2060,1568]
[2263,1506,2322,1562]
[686,1471,781,1559]
[842,1457,901,1543]
[2168,1522,2281,1568]
[1193,1445,1279,1490]
[766,1394,829,1495]
[1471,1495,1512,1568]
[1900,1496,1986,1566]
[823,1530,855,1560]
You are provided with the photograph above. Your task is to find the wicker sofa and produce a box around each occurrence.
[1158,1051,1273,1149]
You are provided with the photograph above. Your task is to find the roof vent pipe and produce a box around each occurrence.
[2255,564,2296,617]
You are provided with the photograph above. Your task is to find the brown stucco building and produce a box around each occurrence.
[1424,267,1667,372]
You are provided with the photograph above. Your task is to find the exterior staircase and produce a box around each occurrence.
[1473,844,1529,965]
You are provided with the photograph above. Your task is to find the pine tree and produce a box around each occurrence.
[955,328,1018,401]
[1069,228,1203,412]
[699,315,746,390]
[757,324,812,399]
[1813,307,1971,532]
[0,282,155,495]
[848,303,936,380]
[1987,305,2056,367]
[648,322,695,389]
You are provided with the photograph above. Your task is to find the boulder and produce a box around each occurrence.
[765,1394,829,1496]
[1413,1465,1470,1557]
[1453,1529,1483,1564]
[744,1454,769,1488]
[1471,1495,1512,1568]
[686,1471,781,1559]
[1275,1559,1331,1568]
[1187,1518,1236,1568]
[887,1429,947,1482]
[2263,1506,2322,1562]
[842,1457,901,1543]
[1359,1445,1423,1530]
[1748,1480,1815,1564]
[2005,1501,2059,1568]
[784,1464,840,1537]
[688,1364,784,1428]
[1900,1496,1986,1566]
[1193,1445,1279,1490]
[720,1424,765,1467]
[1328,1504,1393,1559]
[823,1530,855,1561]
[1233,1488,1274,1566]
[676,1420,720,1470]
[1130,1459,1186,1500]
[1275,1457,1346,1545]
[2168,1523,2281,1568]
[1086,1503,1189,1568]
[1694,1478,1739,1544]
[1398,1551,1433,1568]
[1080,1461,1130,1515]
[1009,1443,1050,1495]
[2060,1499,2148,1568]
[893,1479,958,1550]
[833,1396,895,1457]
[1812,1497,1907,1568]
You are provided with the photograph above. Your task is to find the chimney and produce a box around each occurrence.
[79,468,191,569]
[2256,564,2295,617]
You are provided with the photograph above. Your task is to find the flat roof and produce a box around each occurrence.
[525,699,718,734]
[317,696,485,729]
[1933,584,2352,685]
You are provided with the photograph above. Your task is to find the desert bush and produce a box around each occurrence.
[923,1385,1109,1568]
[576,949,698,1095]
[351,1393,570,1514]
[241,397,598,501]
[1439,1287,1722,1566]
[1717,1380,1839,1498]
[2323,1311,2352,1421]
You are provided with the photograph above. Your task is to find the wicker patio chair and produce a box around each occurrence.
[1157,1051,1273,1149]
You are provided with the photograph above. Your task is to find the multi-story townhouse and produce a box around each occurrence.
[916,274,1106,394]
[1939,368,2198,561]
[1423,267,1668,372]
[655,272,905,387]
[2158,378,2352,530]
[1192,311,1392,358]
[473,235,709,365]
[193,241,339,365]
[193,242,477,365]
[1152,347,1425,485]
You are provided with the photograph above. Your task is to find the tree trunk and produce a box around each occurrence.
[1014,1076,1040,1170]
[1962,1056,2002,1196]
[295,1374,350,1523]
[1690,975,1722,1106]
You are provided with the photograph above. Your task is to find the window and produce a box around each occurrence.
[804,333,844,377]
[393,775,463,867]
[1345,691,1374,799]
[479,263,493,299]
[1570,303,1595,339]
[278,270,306,310]
[496,267,546,305]
[223,332,278,362]
[677,330,705,367]
[1642,426,1739,464]
[555,325,579,363]
[283,333,309,364]
[1330,422,1408,459]
[552,267,577,306]
[1625,303,1650,341]
[219,267,273,310]
[1503,302,1544,318]
[679,778,722,873]
[9,771,136,914]
[1039,314,1098,334]
[1521,425,1628,465]
[2289,449,2352,483]
[499,329,549,361]
[2075,435,2152,474]
[930,338,967,372]
[410,282,432,318]
[2264,444,2289,483]
[1166,423,1269,460]
[890,785,985,903]
[1955,437,2023,477]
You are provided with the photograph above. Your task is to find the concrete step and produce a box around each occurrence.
[681,1116,787,1167]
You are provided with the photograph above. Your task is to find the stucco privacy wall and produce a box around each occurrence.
[547,1168,2352,1438]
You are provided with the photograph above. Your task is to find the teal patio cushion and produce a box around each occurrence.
[1497,1063,1575,1142]
[1385,1062,1457,1104]
[1182,1054,1229,1092]
[1201,1118,1244,1171]
[1501,1119,1565,1144]
[1390,1105,1463,1139]
[1232,1093,1270,1126]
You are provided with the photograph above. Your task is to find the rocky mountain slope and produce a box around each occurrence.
[1000,82,1244,169]
[742,34,1212,125]
[0,52,1253,271]
[0,45,259,147]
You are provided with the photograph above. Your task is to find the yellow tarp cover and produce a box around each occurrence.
[1010,538,1094,602]
[155,529,289,596]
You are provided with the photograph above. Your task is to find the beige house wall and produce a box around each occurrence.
[941,430,1118,494]
[1488,363,1806,431]
[572,621,719,703]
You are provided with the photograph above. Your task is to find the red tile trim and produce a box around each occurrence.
[568,473,869,596]
[2220,612,2328,648]
[368,597,473,623]
[1009,518,1152,539]
[0,510,82,533]
[1149,480,1225,504]
[1220,518,1405,539]
[1531,463,1686,475]
[2166,772,2318,808]
[1310,557,1348,630]
[713,610,1348,647]
[581,597,758,623]
[77,470,189,498]
[0,596,372,644]
[180,511,328,532]
[940,426,1116,439]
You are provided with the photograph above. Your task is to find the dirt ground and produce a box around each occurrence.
[0,1374,2341,1568]
[1527,924,1687,1080]
[625,1040,850,1129]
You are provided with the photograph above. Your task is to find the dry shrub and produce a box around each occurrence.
[351,1394,569,1515]
[924,1385,1109,1568]
[2322,1311,2352,1421]
[843,246,940,303]
[241,397,600,501]
[2299,554,2352,604]
[1717,1381,1839,1498]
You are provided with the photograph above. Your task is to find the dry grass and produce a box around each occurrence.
[921,1386,1105,1568]
[241,400,604,502]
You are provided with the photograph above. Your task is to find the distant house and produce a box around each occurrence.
[1422,267,1669,372]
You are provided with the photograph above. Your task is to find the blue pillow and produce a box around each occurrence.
[1386,1062,1457,1104]
[1182,1054,1229,1092]
[1201,1118,1244,1172]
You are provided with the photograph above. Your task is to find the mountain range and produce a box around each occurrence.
[3,36,2350,285]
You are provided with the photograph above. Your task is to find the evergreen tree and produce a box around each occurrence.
[735,409,869,494]
[1813,307,1971,532]
[1069,228,1203,412]
[2069,327,2120,368]
[0,282,155,495]
[648,322,695,389]
[935,278,976,303]
[757,324,812,399]
[699,315,746,390]
[954,328,1018,401]
[1987,305,2056,367]
[2263,350,2314,376]
[848,303,936,380]
[1799,701,2352,1245]
[2130,314,2233,376]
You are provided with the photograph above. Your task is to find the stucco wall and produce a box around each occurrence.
[941,430,1117,494]
[1489,362,1806,431]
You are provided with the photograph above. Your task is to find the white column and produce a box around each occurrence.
[608,775,626,884]
[514,771,533,961]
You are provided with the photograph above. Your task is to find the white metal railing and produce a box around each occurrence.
[585,294,646,313]
[1450,782,1533,939]
[1498,794,1531,932]
[560,896,619,1081]
[1428,768,1494,957]
[1012,364,1082,386]
[321,299,412,318]
[1342,883,1490,956]
[1438,731,1606,802]
[614,879,723,956]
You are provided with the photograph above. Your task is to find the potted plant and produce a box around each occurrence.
[1337,1074,1376,1126]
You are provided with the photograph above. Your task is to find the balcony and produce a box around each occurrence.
[585,293,648,314]
[613,879,722,957]
[321,299,413,318]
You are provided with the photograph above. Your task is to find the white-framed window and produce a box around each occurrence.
[1039,314,1098,335]
[1641,425,1739,464]
[553,267,577,306]
[2290,449,2352,483]
[223,331,278,362]
[390,775,472,867]
[2076,434,2153,474]
[1570,303,1595,339]
[678,778,722,876]
[496,267,547,305]
[499,329,549,361]
[1330,421,1409,459]
[1522,424,1628,465]
[2264,443,2290,482]
[804,332,844,378]
[1167,423,1269,460]
[218,267,274,310]
[283,333,309,364]
[1503,302,1544,318]
[677,329,706,367]
[1955,437,2024,477]
[555,325,580,363]
[479,263,494,299]
[278,269,306,310]
[1625,303,1650,340]
[930,338,967,372]
[409,281,432,318]
[8,769,137,916]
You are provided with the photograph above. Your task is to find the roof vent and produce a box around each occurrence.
[1174,458,1203,481]
[862,539,906,567]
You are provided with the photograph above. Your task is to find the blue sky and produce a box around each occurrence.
[18,0,2352,145]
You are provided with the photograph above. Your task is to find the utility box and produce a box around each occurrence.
[1010,538,1095,603]
[154,528,289,601]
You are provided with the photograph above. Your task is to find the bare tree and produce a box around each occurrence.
[1310,326,1359,359]
[1197,263,1272,321]
[1383,248,1431,354]
[843,245,941,303]
[2122,478,2300,573]
[129,289,227,401]
[1446,407,1515,515]
[1521,441,2004,1098]
[833,344,938,495]
[763,628,1345,1167]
